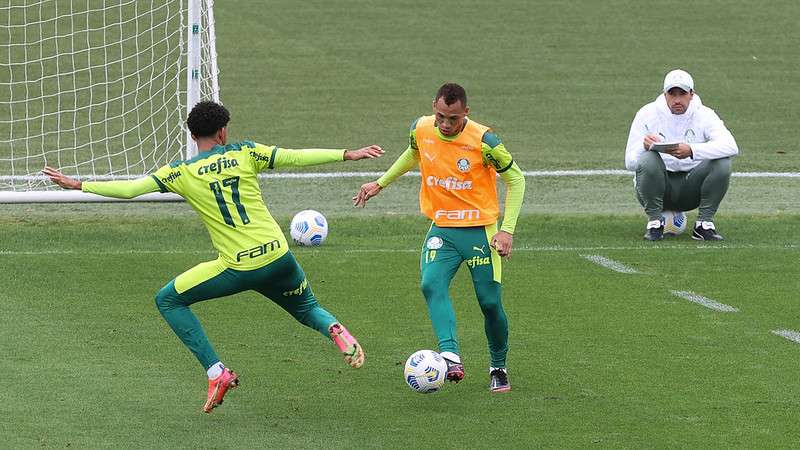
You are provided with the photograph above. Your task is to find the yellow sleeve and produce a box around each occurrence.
[270,147,346,168]
[248,143,346,171]
[247,142,277,172]
[376,117,422,187]
[82,176,161,199]
[376,145,419,188]
[498,162,525,234]
[479,131,524,232]
[481,141,514,173]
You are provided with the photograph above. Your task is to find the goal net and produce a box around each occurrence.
[0,0,219,202]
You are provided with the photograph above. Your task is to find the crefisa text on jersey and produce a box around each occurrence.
[426,175,473,191]
[197,156,239,175]
[160,170,181,184]
[249,151,270,164]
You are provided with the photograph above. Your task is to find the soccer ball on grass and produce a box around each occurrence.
[290,210,328,246]
[403,349,447,393]
[661,210,687,236]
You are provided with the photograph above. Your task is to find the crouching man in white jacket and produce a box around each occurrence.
[625,69,739,241]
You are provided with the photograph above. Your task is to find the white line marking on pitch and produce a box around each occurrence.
[670,290,739,312]
[0,249,213,256]
[581,255,639,273]
[771,329,800,344]
[258,170,797,178]
[7,169,800,182]
[0,244,797,256]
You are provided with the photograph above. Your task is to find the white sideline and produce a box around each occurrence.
[517,244,797,251]
[771,329,800,344]
[580,254,640,274]
[1,243,795,256]
[5,170,797,202]
[4,170,800,182]
[670,290,739,312]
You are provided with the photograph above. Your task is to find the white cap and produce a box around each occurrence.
[663,69,694,93]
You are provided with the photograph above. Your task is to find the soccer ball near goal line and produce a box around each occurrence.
[661,210,687,236]
[403,350,447,393]
[290,210,328,246]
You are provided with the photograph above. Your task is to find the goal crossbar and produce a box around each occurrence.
[0,0,219,202]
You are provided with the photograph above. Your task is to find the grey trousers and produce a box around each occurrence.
[634,151,732,222]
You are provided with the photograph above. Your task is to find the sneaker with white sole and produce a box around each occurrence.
[440,352,465,383]
[692,221,723,241]
[644,219,664,241]
[489,367,511,393]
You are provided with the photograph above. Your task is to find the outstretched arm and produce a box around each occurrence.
[345,145,385,161]
[269,145,383,168]
[42,166,160,199]
[352,145,418,207]
[42,166,82,190]
[354,117,421,207]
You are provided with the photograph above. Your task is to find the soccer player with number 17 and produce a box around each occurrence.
[43,101,383,413]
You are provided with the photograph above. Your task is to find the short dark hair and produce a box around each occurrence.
[435,83,467,107]
[187,101,230,138]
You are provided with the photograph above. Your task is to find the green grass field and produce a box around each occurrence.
[3,0,800,448]
[2,210,799,448]
[213,0,800,173]
[2,0,799,178]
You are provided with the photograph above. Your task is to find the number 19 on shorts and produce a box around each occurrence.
[424,249,437,263]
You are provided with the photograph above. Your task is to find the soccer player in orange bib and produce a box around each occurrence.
[353,83,525,392]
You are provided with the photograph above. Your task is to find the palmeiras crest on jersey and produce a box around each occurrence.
[426,236,443,250]
[456,158,470,173]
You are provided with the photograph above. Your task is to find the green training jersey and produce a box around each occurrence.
[151,141,345,269]
[83,141,346,270]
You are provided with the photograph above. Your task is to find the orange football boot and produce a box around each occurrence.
[203,368,239,413]
[329,323,364,368]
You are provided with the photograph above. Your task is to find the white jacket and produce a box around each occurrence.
[624,94,738,172]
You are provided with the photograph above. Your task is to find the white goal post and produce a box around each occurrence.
[0,0,219,202]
